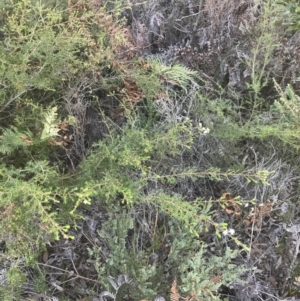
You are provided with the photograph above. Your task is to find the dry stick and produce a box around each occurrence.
[71,257,79,276]
[0,90,26,113]
[190,0,204,46]
[152,206,159,244]
[38,262,101,284]
[281,233,300,296]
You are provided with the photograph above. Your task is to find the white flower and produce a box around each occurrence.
[222,228,235,236]
[244,203,249,207]
[228,228,235,235]
[198,122,210,135]
[222,229,229,236]
[83,199,89,205]
[203,128,210,134]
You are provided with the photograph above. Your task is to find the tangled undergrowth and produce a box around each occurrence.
[1,0,300,300]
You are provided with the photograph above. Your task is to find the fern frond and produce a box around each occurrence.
[147,58,199,92]
[170,278,180,301]
[41,106,59,140]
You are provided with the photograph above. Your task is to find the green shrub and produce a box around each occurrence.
[0,1,287,300]
[275,0,300,31]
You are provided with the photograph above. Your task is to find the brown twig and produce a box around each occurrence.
[38,262,101,284]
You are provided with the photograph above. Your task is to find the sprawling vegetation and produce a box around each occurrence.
[1,0,300,300]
